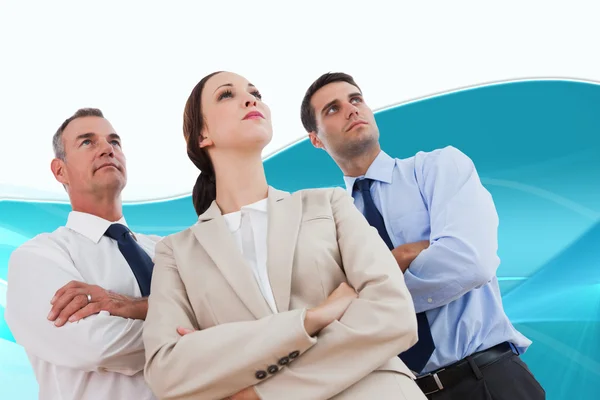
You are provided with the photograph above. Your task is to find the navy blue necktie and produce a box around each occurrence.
[104,223,154,297]
[355,178,435,373]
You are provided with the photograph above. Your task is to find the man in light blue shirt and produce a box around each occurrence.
[300,72,545,400]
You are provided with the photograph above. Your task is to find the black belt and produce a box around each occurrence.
[415,342,515,396]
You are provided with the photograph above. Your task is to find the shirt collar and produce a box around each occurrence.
[222,198,268,232]
[242,198,268,213]
[343,150,396,195]
[66,211,128,244]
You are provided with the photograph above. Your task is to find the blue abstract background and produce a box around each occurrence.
[1,79,599,399]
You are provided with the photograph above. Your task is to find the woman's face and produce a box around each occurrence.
[199,71,273,153]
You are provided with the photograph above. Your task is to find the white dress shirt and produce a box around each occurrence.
[222,198,278,313]
[5,211,161,400]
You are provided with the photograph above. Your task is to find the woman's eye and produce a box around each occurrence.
[218,90,233,101]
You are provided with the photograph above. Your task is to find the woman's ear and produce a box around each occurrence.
[199,134,214,149]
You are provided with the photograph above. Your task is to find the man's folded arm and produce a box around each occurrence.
[5,239,146,375]
[404,146,500,313]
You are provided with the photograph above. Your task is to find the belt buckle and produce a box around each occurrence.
[421,369,445,395]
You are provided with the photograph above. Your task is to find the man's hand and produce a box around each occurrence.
[392,240,430,273]
[48,280,148,326]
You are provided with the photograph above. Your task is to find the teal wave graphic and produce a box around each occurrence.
[1,79,599,400]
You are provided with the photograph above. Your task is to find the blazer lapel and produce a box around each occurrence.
[266,187,302,312]
[190,201,272,320]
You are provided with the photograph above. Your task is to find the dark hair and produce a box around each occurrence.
[53,108,104,160]
[300,72,361,133]
[184,71,223,216]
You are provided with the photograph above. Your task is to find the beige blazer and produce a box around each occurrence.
[143,187,425,400]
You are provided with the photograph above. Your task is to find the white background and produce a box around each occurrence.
[2,0,599,202]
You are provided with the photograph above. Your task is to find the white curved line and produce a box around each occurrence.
[2,77,598,204]
[375,76,600,112]
[262,77,600,161]
[517,323,600,378]
[482,178,600,221]
[497,277,528,281]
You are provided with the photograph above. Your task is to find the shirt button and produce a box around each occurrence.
[427,298,433,303]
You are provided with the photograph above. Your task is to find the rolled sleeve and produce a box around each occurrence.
[405,147,500,312]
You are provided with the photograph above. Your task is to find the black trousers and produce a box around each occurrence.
[424,353,545,400]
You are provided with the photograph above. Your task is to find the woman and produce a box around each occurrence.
[142,71,425,400]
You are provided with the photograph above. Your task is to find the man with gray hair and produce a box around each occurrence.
[5,108,160,400]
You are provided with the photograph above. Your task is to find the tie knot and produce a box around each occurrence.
[104,223,131,240]
[354,178,373,192]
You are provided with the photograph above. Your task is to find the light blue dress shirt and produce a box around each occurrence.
[343,146,531,374]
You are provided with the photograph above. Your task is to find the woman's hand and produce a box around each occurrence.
[176,283,358,399]
[303,282,357,336]
[177,283,357,338]
[226,386,260,400]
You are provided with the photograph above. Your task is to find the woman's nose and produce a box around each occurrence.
[244,93,258,108]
